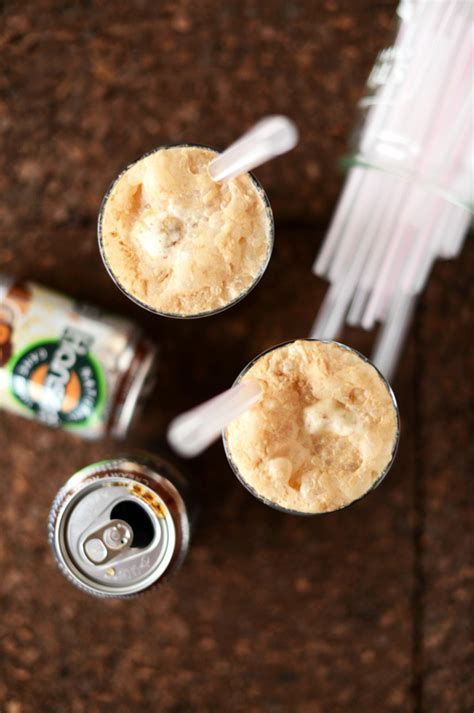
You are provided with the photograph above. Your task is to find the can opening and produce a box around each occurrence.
[110,501,154,548]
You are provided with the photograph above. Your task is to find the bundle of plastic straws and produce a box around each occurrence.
[310,0,473,380]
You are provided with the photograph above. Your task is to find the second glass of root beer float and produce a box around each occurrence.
[98,117,298,319]
[168,339,400,515]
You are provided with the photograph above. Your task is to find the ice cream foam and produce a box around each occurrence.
[224,340,399,514]
[99,145,273,317]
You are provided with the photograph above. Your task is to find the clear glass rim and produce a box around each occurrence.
[222,338,401,517]
[97,143,275,319]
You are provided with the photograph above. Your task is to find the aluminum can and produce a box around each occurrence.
[0,275,156,439]
[49,454,194,597]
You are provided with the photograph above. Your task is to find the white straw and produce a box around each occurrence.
[167,379,262,458]
[312,169,364,276]
[309,0,472,380]
[208,116,298,182]
[371,292,416,382]
[363,9,468,326]
[312,0,425,279]
[437,205,472,260]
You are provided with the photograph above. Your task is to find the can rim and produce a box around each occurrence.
[0,274,13,303]
[109,338,158,439]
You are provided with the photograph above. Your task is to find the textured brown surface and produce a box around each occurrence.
[0,2,472,713]
[415,258,474,713]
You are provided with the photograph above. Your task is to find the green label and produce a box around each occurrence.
[8,327,106,429]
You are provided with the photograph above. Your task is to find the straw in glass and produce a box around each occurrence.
[208,116,298,183]
[167,379,262,458]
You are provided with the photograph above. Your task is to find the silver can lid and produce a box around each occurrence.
[49,461,189,597]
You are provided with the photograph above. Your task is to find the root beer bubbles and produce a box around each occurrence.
[0,275,157,439]
[224,340,400,514]
[98,145,274,318]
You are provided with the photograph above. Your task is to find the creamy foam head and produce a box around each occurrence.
[225,340,399,514]
[100,146,272,316]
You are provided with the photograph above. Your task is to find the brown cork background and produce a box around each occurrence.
[0,1,473,712]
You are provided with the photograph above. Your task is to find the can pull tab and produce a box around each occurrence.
[82,519,133,565]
